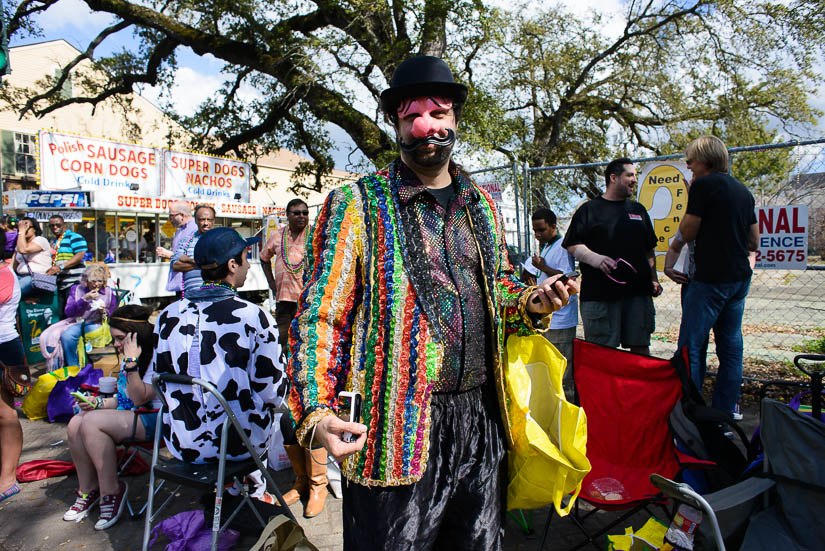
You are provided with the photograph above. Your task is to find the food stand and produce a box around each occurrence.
[3,130,285,299]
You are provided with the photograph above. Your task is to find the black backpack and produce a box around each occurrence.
[669,349,749,491]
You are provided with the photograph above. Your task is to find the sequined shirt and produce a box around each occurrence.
[395,162,490,392]
[288,158,548,486]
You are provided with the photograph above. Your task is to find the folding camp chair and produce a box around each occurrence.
[537,339,712,551]
[142,373,296,551]
[115,407,181,520]
[651,397,825,551]
[77,318,113,369]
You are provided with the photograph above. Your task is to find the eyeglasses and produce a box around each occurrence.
[49,224,63,228]
[605,258,637,285]
[289,210,309,216]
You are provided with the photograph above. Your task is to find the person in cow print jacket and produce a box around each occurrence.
[137,227,288,463]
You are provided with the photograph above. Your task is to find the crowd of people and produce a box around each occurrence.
[519,140,757,419]
[0,54,758,550]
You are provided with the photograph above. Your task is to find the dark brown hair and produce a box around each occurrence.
[109,305,154,377]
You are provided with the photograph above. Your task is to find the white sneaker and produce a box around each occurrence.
[63,489,100,522]
[732,402,744,421]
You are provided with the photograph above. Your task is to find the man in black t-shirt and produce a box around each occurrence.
[563,158,662,355]
[673,136,758,415]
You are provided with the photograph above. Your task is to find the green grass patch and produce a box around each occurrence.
[792,335,825,354]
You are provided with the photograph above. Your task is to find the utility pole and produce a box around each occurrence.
[0,0,10,82]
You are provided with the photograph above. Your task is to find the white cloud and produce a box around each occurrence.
[557,0,623,18]
[141,65,264,118]
[489,0,623,18]
[141,66,221,116]
[37,0,114,36]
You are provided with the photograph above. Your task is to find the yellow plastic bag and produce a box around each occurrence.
[21,364,82,420]
[504,334,591,515]
[606,516,668,550]
[77,317,112,368]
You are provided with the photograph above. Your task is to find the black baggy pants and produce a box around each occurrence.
[342,385,506,551]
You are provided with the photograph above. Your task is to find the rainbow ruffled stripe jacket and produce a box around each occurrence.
[288,160,547,487]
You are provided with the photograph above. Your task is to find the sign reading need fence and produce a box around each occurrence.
[755,205,808,270]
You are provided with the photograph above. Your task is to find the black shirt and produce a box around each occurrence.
[562,197,658,301]
[686,172,756,283]
[427,184,455,209]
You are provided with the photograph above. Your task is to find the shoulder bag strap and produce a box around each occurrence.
[19,249,34,277]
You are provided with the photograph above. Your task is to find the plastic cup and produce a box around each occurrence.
[98,376,117,396]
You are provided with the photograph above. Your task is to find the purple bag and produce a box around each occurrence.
[149,510,240,551]
[46,364,103,423]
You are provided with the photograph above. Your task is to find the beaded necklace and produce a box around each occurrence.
[179,231,199,299]
[116,367,136,410]
[279,226,304,274]
[200,281,237,293]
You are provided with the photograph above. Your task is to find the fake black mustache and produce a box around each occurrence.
[398,129,456,152]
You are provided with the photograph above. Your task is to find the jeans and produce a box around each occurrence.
[680,282,710,385]
[0,337,25,367]
[677,278,751,412]
[18,275,33,297]
[48,323,101,368]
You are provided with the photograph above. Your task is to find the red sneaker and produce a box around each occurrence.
[94,481,128,530]
[63,488,100,522]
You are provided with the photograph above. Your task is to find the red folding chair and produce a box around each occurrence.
[537,339,713,551]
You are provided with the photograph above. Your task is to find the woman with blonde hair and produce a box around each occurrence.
[43,264,117,369]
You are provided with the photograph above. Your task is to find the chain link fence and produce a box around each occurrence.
[470,139,825,370]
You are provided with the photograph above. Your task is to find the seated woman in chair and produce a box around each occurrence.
[60,264,118,367]
[12,217,52,298]
[64,305,159,531]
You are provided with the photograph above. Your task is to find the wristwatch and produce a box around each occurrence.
[57,261,66,271]
[123,363,139,373]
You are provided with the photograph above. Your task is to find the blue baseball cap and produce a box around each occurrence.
[194,227,261,269]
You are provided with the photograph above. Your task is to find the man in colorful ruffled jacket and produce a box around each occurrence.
[288,56,579,550]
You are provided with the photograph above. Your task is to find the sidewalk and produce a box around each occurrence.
[0,411,608,551]
[1,380,760,551]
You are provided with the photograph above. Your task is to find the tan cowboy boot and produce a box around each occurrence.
[304,447,329,518]
[282,444,308,506]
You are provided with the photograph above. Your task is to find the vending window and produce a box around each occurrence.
[158,215,174,260]
[136,215,157,263]
[96,213,118,263]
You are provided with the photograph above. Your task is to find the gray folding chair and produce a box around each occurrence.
[651,397,825,551]
[142,373,297,551]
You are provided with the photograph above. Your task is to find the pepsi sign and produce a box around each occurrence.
[24,191,91,208]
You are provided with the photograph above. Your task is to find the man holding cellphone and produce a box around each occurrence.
[288,56,578,550]
[563,158,662,356]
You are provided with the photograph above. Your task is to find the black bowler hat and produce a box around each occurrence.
[194,227,261,269]
[380,56,469,114]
